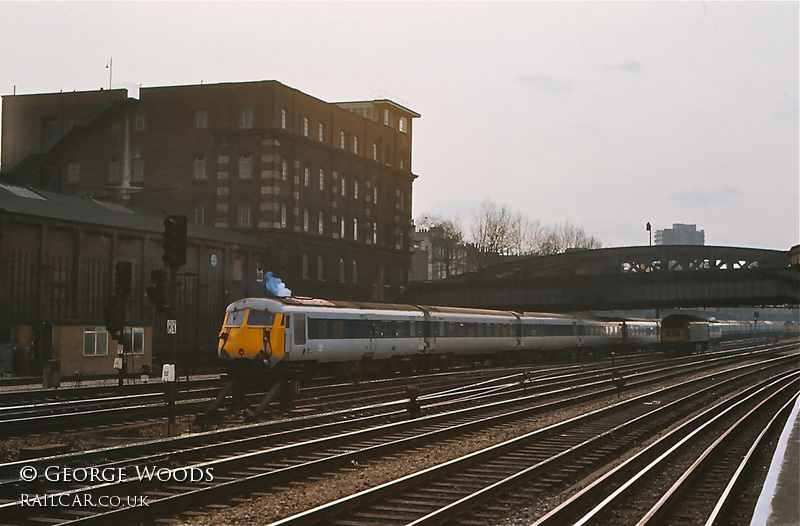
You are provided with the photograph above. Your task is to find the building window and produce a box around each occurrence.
[352,260,358,284]
[317,256,324,281]
[302,254,309,280]
[318,122,324,142]
[303,208,309,232]
[107,159,121,184]
[384,109,389,126]
[66,161,80,184]
[303,117,309,137]
[304,167,310,187]
[132,158,145,183]
[373,143,378,161]
[281,109,287,129]
[238,155,252,179]
[399,117,408,133]
[318,169,324,191]
[340,131,345,149]
[318,211,324,235]
[194,109,208,129]
[373,186,378,205]
[340,216,346,239]
[281,204,287,228]
[340,258,346,283]
[385,147,392,166]
[193,156,207,180]
[353,181,359,200]
[353,218,358,241]
[83,328,108,357]
[237,202,251,227]
[124,328,145,355]
[281,160,288,181]
[240,107,254,129]
[192,202,206,225]
[133,112,146,132]
[353,136,358,154]
[341,177,346,197]
[372,222,378,245]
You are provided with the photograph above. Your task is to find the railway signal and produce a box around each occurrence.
[146,269,169,311]
[103,295,123,343]
[162,215,187,271]
[114,261,132,297]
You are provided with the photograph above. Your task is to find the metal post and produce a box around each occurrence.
[118,297,125,389]
[166,265,178,425]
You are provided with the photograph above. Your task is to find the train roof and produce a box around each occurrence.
[225,297,423,314]
[521,312,577,320]
[420,305,518,317]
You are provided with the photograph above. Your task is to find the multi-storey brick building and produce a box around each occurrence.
[1,81,420,301]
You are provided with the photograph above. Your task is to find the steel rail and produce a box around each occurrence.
[532,371,800,526]
[262,359,797,526]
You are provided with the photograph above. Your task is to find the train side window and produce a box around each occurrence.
[293,314,306,345]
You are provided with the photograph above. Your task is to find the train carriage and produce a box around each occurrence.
[219,297,427,368]
[420,306,519,357]
[518,313,579,351]
[619,319,661,348]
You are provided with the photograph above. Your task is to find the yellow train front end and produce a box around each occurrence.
[218,303,285,368]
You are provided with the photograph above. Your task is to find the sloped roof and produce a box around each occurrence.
[0,183,266,247]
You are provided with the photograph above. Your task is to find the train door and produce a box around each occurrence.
[422,311,435,352]
[284,313,307,355]
[366,316,377,358]
[293,314,306,346]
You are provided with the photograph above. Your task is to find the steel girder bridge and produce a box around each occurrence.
[399,245,799,312]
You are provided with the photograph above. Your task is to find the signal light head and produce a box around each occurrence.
[162,215,187,270]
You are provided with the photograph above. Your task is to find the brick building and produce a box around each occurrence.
[1,81,420,301]
[0,182,271,376]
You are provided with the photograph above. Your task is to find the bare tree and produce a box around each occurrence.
[418,201,603,272]
[538,222,602,255]
[508,214,545,256]
[470,199,514,268]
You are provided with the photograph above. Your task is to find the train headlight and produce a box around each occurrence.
[238,348,245,355]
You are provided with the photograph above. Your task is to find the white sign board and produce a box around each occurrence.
[167,319,177,334]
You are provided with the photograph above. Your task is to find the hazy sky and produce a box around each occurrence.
[1,1,797,250]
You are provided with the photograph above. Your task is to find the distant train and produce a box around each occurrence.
[662,314,784,353]
[217,297,783,377]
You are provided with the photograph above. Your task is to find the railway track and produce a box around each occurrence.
[533,373,798,526]
[0,341,794,525]
[264,354,798,525]
[0,351,657,438]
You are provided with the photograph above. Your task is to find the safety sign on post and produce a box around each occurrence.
[167,319,177,334]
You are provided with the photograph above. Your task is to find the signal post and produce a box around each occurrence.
[147,215,187,430]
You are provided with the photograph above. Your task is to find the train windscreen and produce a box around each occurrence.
[225,310,246,326]
[247,310,276,327]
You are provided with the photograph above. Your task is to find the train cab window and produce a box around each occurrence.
[225,310,246,326]
[247,310,275,327]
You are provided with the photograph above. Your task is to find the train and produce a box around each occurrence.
[217,297,786,377]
